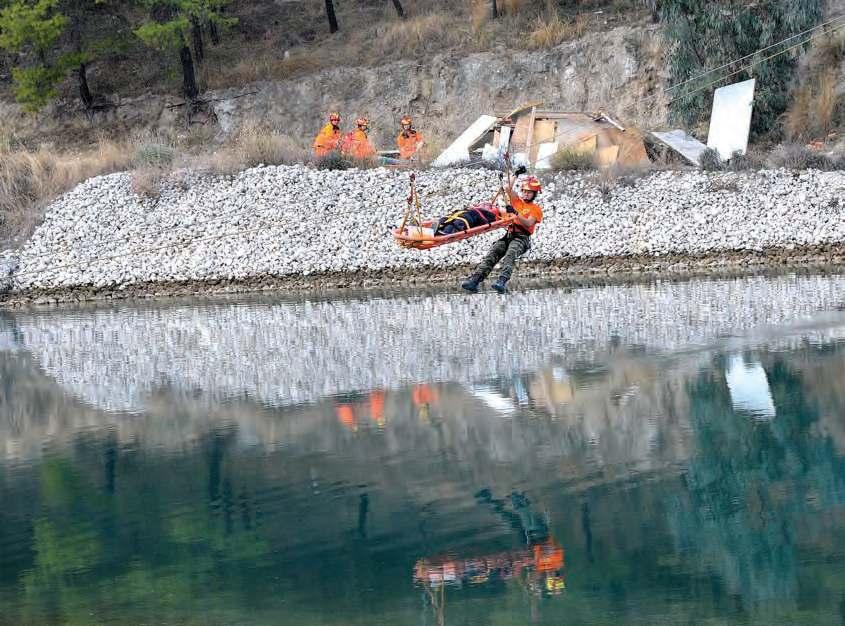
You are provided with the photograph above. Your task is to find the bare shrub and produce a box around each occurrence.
[550,147,596,171]
[314,152,353,171]
[133,142,176,168]
[698,147,723,171]
[131,167,165,199]
[206,121,308,174]
[725,149,765,172]
[767,144,843,171]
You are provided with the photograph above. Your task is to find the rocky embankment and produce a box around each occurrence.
[4,164,845,302]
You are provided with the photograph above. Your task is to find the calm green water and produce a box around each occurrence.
[3,274,845,625]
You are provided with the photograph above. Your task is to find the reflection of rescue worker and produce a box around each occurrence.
[461,171,544,294]
[341,117,376,160]
[413,384,438,422]
[336,404,357,432]
[313,112,342,157]
[369,390,386,428]
[477,489,565,596]
[397,116,424,161]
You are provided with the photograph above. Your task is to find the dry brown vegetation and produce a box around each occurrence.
[0,137,134,244]
[784,31,845,142]
[0,120,313,245]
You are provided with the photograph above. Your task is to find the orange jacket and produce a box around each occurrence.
[313,123,341,157]
[341,129,376,160]
[506,189,544,235]
[397,130,424,160]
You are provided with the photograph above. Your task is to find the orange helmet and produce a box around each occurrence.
[329,112,340,122]
[356,117,369,128]
[522,176,542,194]
[400,116,413,126]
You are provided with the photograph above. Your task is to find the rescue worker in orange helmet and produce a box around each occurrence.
[313,112,343,157]
[397,115,424,161]
[461,168,543,294]
[341,117,376,160]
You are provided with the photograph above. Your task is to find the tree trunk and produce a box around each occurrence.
[325,0,339,33]
[390,0,405,18]
[191,17,205,63]
[491,0,498,19]
[208,19,220,45]
[179,44,199,100]
[77,62,93,110]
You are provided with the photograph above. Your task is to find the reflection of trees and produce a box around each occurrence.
[668,350,845,615]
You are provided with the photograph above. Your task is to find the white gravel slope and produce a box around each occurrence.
[11,165,845,291]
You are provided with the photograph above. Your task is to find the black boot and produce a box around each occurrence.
[461,274,483,293]
[492,276,509,294]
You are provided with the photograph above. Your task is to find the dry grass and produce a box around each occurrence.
[785,69,839,142]
[375,13,469,57]
[784,31,845,142]
[0,138,134,244]
[527,13,589,49]
[202,120,308,175]
[550,147,597,171]
[202,51,322,90]
[131,167,165,200]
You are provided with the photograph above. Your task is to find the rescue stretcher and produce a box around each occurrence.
[392,173,515,250]
[392,213,516,250]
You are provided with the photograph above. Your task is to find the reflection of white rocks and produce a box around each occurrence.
[10,165,845,292]
[725,355,776,420]
[13,273,845,412]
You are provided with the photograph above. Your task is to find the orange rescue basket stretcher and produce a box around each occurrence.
[392,173,515,251]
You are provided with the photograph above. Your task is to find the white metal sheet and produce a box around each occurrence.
[535,142,559,170]
[650,129,708,166]
[707,78,756,160]
[432,115,498,167]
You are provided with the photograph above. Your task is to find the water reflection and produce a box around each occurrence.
[2,275,845,624]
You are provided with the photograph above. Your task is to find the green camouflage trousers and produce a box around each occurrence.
[473,232,531,282]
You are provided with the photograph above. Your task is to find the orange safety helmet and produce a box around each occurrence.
[522,176,542,194]
[400,116,413,126]
[329,112,341,122]
[356,117,369,128]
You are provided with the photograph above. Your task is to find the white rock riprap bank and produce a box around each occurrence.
[9,165,845,294]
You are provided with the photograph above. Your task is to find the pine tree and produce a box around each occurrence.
[0,0,77,111]
[134,0,235,101]
[659,0,823,137]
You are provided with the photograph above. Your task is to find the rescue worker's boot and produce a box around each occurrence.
[461,273,483,293]
[492,276,509,294]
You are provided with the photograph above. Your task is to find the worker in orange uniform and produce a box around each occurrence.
[397,116,424,161]
[461,168,543,294]
[313,112,343,157]
[341,117,376,160]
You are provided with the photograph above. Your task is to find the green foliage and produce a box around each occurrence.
[134,0,235,51]
[659,0,823,138]
[0,0,67,54]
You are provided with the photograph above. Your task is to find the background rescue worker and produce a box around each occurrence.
[313,112,342,157]
[461,170,544,294]
[341,117,376,160]
[397,116,424,160]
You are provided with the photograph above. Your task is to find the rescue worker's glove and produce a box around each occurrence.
[505,204,517,214]
[514,165,528,176]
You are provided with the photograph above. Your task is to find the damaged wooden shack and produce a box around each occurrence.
[433,104,651,169]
